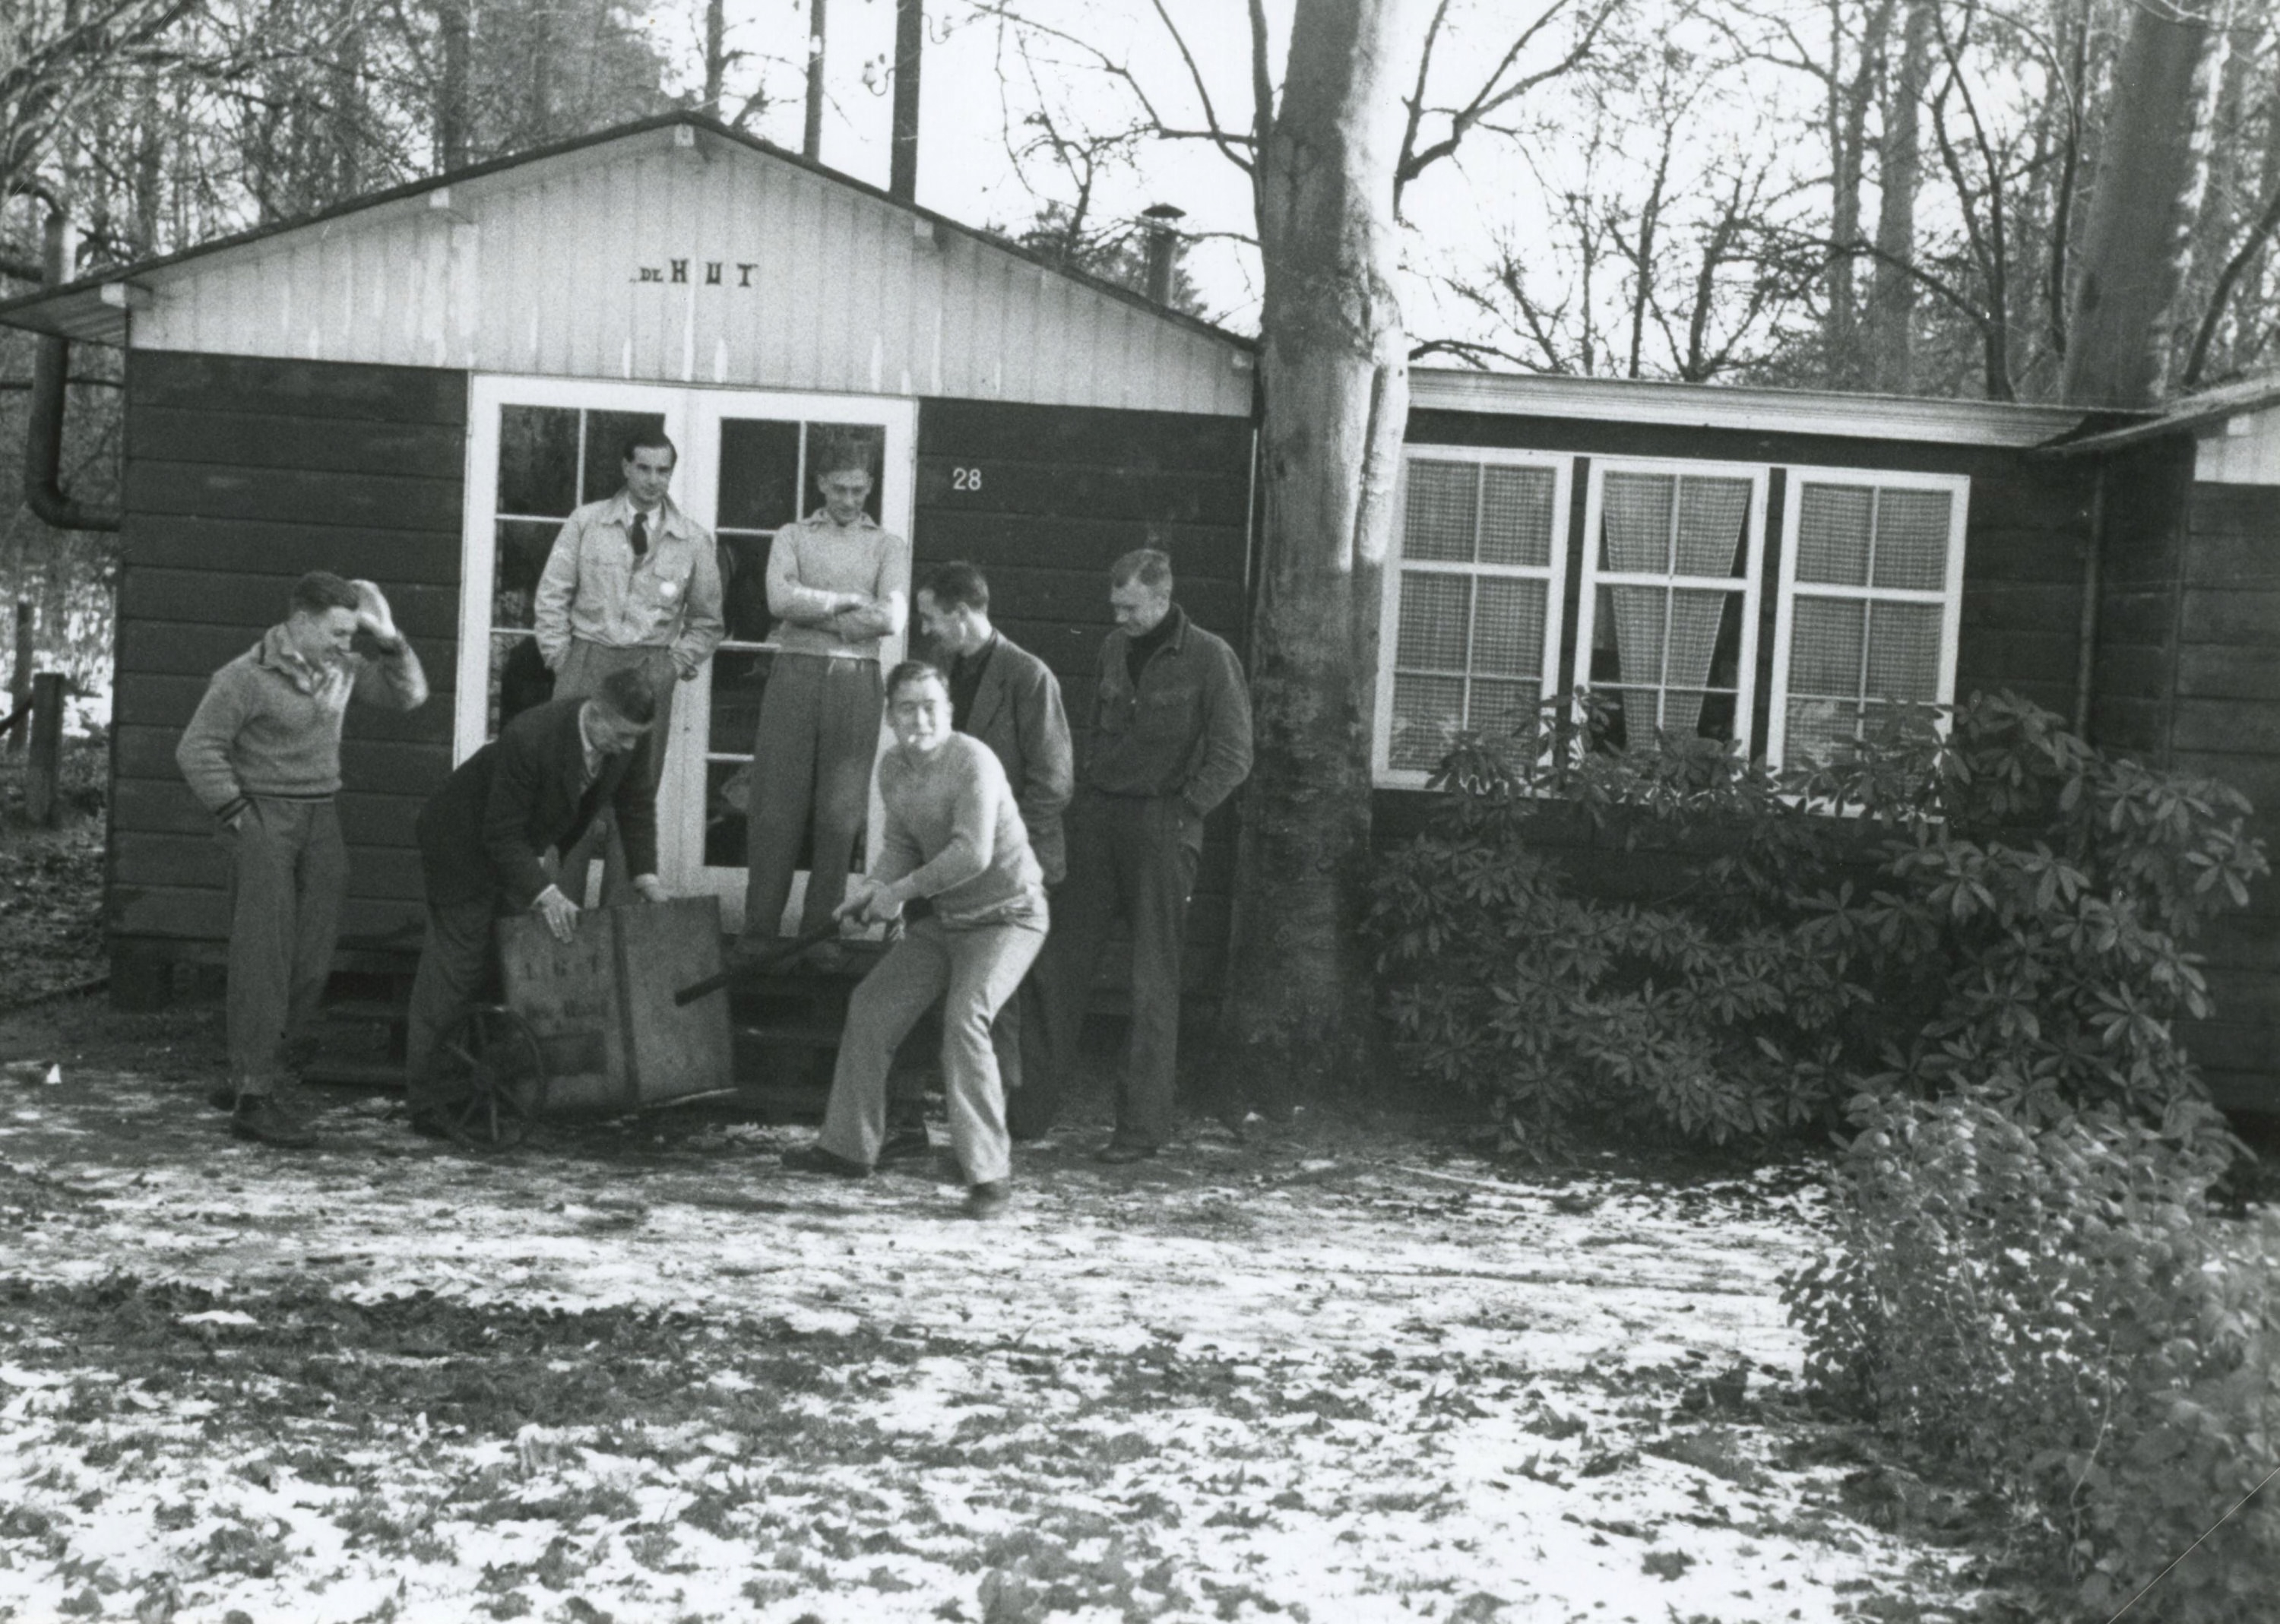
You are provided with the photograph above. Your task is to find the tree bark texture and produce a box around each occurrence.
[1867,0,1930,392]
[804,0,828,160]
[1224,0,1430,1100]
[890,0,923,201]
[2061,0,2231,407]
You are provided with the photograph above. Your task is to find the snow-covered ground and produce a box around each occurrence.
[0,1015,1975,1623]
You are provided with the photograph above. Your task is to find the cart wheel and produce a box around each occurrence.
[432,1005,546,1150]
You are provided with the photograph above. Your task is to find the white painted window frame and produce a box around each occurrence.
[1571,455,1771,758]
[1370,445,1574,789]
[1766,464,1971,771]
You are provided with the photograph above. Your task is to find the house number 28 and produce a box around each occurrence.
[952,467,983,492]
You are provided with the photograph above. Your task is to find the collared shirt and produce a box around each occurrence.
[948,633,999,732]
[765,508,911,659]
[533,491,727,676]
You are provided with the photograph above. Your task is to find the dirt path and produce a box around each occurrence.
[0,999,1974,1623]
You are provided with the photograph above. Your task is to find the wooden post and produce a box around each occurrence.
[6,601,30,753]
[889,0,923,201]
[24,672,65,827]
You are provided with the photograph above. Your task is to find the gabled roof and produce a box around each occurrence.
[0,110,1252,355]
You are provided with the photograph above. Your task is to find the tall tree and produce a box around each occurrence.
[2061,0,2233,406]
[1227,0,1433,1100]
[1865,0,1931,390]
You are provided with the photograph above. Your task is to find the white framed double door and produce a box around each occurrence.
[454,375,916,933]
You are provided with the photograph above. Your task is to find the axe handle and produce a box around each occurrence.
[673,920,845,1007]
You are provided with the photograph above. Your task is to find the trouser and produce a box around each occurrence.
[1026,791,1198,1148]
[743,654,881,940]
[887,962,1048,1128]
[221,796,347,1097]
[820,916,1047,1186]
[401,893,499,1116]
[554,640,677,900]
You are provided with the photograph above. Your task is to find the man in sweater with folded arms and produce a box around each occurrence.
[782,661,1046,1220]
[176,571,429,1147]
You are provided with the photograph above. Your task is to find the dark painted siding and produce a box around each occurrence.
[2156,474,2280,1111]
[112,350,464,952]
[913,397,1253,989]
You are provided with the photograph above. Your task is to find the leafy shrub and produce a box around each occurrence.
[1785,1092,2279,1621]
[1365,692,2267,1153]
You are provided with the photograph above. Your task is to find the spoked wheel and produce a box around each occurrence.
[430,1005,546,1150]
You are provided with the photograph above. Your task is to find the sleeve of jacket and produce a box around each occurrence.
[481,721,555,908]
[532,514,584,672]
[1075,633,1113,782]
[1015,660,1074,884]
[672,532,727,676]
[611,737,661,880]
[1180,634,1255,818]
[175,666,251,821]
[349,641,430,711]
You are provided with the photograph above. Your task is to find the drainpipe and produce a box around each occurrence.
[1142,204,1186,305]
[25,212,120,533]
[2071,458,2106,739]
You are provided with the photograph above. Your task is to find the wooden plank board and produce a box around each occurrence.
[2171,698,2280,756]
[615,896,733,1106]
[918,397,1254,473]
[112,673,453,741]
[130,350,469,425]
[913,512,1247,580]
[113,833,428,902]
[120,571,461,639]
[1960,527,2088,582]
[122,514,462,582]
[111,777,429,847]
[2178,644,2280,701]
[1955,626,2076,691]
[2180,587,2280,647]
[914,457,1251,527]
[125,461,464,532]
[108,884,423,943]
[129,407,468,479]
[115,723,452,796]
[118,621,455,681]
[1958,582,2083,632]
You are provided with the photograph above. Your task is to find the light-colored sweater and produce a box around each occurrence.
[873,733,1046,928]
[176,625,428,821]
[765,510,910,659]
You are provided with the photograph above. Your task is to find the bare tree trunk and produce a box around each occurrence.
[1221,0,1430,1103]
[1825,0,1890,387]
[803,0,827,161]
[1867,0,1930,391]
[2062,0,2232,407]
[890,0,923,200]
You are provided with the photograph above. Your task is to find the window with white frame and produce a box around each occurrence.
[1373,450,1571,782]
[1573,459,1767,754]
[1769,468,1969,768]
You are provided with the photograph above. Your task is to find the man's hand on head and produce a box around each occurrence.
[349,580,403,649]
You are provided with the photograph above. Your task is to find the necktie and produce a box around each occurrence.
[629,511,649,560]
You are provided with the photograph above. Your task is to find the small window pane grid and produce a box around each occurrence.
[1580,467,1760,755]
[1775,475,1962,771]
[487,405,667,737]
[703,418,887,870]
[1383,456,1564,776]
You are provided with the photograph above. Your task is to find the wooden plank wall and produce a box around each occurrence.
[1374,410,2098,846]
[911,397,1254,989]
[2101,446,2280,1111]
[111,350,464,958]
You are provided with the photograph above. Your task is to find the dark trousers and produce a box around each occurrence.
[222,797,347,1096]
[402,894,499,1115]
[743,654,881,939]
[1025,790,1197,1148]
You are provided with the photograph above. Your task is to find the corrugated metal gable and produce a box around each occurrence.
[125,127,1252,416]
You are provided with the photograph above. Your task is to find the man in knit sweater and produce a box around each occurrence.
[176,571,429,1146]
[783,662,1046,1220]
[741,432,910,954]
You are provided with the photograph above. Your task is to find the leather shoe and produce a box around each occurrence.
[231,1095,316,1149]
[877,1125,933,1163]
[1093,1141,1158,1165]
[782,1143,871,1179]
[963,1181,1012,1220]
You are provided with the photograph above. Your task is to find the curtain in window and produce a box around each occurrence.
[1599,471,1750,739]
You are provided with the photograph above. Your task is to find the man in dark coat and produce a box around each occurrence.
[401,667,663,1127]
